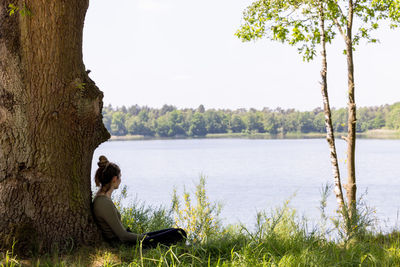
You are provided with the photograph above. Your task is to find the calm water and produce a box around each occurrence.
[92,138,400,230]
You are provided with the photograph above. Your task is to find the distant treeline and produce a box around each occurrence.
[102,103,400,137]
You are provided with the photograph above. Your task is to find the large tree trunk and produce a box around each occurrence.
[318,1,345,211]
[345,0,357,217]
[0,0,110,253]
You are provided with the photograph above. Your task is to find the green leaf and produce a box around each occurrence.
[8,3,19,16]
[19,4,32,17]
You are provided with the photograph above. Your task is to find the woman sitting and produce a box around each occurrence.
[92,155,186,248]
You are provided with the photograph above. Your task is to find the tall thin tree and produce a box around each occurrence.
[237,0,400,222]
[325,0,400,217]
[236,0,346,211]
[318,0,345,211]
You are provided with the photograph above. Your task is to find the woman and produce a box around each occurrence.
[92,155,186,248]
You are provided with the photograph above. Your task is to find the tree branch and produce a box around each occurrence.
[332,16,346,39]
[336,2,345,19]
[328,0,347,41]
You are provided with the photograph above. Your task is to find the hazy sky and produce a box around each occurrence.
[83,0,400,111]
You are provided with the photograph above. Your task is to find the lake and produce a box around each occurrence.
[91,138,400,231]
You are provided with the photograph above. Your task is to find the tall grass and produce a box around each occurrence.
[0,243,20,267]
[172,176,222,244]
[2,177,400,266]
[113,185,174,233]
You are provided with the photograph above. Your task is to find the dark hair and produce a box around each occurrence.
[94,155,121,193]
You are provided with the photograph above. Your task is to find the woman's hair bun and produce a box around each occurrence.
[94,156,120,189]
[98,155,109,168]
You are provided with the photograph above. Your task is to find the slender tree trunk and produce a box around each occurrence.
[318,2,345,211]
[0,0,109,253]
[345,0,357,217]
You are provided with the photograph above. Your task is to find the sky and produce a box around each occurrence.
[82,0,400,111]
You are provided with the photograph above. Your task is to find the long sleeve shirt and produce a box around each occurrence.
[93,195,141,243]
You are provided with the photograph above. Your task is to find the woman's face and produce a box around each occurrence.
[113,173,122,189]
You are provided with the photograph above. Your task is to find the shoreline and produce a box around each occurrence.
[109,129,400,141]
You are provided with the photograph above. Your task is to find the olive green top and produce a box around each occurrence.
[93,195,141,243]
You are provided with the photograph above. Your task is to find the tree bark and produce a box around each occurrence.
[318,1,345,211]
[0,0,110,253]
[345,0,357,217]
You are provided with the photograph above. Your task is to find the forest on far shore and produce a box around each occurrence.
[103,102,400,137]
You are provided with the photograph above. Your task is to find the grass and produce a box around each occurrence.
[3,233,400,266]
[2,178,400,266]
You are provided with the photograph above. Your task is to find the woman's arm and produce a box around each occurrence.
[99,199,145,243]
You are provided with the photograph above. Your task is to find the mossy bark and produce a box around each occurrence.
[0,0,110,253]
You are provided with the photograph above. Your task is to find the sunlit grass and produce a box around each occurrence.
[2,177,400,266]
